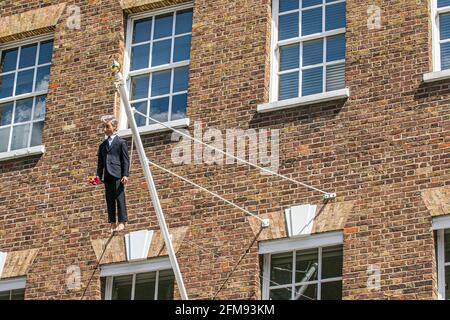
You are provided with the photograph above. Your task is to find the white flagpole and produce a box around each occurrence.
[111,61,189,300]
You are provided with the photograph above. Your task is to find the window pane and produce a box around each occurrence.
[303,39,323,66]
[33,95,46,120]
[302,8,322,36]
[441,42,450,70]
[150,97,169,123]
[151,70,171,97]
[279,72,299,100]
[270,252,293,285]
[173,66,189,92]
[326,63,345,91]
[280,44,299,71]
[279,13,299,40]
[327,34,345,62]
[133,18,152,44]
[35,65,51,91]
[445,230,450,262]
[0,102,13,126]
[133,101,148,127]
[30,121,44,146]
[111,275,133,300]
[302,67,323,96]
[11,290,25,300]
[11,289,25,300]
[158,269,175,300]
[295,248,318,282]
[440,13,450,40]
[0,291,10,300]
[15,69,34,95]
[325,2,346,31]
[38,40,54,64]
[6,289,25,300]
[131,44,150,71]
[175,9,193,35]
[321,281,342,300]
[279,0,299,12]
[134,272,156,300]
[0,127,10,152]
[269,287,291,300]
[19,44,37,69]
[14,98,33,123]
[0,73,15,99]
[173,35,191,62]
[0,48,18,73]
[172,93,187,120]
[11,123,31,150]
[321,246,343,279]
[154,13,173,39]
[151,40,171,66]
[295,283,317,300]
[131,75,150,100]
[303,0,321,7]
[439,0,450,8]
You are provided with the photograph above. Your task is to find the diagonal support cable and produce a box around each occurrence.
[132,108,336,200]
[147,158,269,227]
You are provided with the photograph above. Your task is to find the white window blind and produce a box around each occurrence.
[274,0,346,101]
[125,4,193,128]
[0,36,53,153]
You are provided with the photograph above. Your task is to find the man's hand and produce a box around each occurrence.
[121,176,129,185]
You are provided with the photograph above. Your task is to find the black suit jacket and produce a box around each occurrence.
[96,136,130,181]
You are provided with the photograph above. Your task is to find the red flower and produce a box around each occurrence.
[88,176,100,186]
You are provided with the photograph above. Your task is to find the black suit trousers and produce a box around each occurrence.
[104,172,128,223]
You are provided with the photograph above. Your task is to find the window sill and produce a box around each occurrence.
[423,69,450,83]
[259,231,343,255]
[117,118,190,138]
[0,277,26,291]
[256,88,350,113]
[0,145,45,162]
[100,257,171,277]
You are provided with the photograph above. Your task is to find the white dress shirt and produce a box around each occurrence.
[106,134,117,147]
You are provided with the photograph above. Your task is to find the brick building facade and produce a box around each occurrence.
[0,0,449,300]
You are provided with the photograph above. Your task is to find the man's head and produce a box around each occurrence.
[101,115,118,136]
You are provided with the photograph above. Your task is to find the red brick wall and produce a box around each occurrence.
[0,0,126,300]
[0,0,448,300]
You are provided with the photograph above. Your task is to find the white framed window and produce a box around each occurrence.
[0,35,53,153]
[432,0,450,72]
[261,232,343,300]
[0,277,26,300]
[270,0,346,102]
[436,228,450,300]
[100,258,175,300]
[122,3,193,130]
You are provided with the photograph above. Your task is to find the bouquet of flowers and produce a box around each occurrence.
[87,176,100,186]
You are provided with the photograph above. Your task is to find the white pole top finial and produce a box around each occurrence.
[111,60,121,74]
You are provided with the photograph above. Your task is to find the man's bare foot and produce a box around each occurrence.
[110,223,117,233]
[116,222,126,232]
